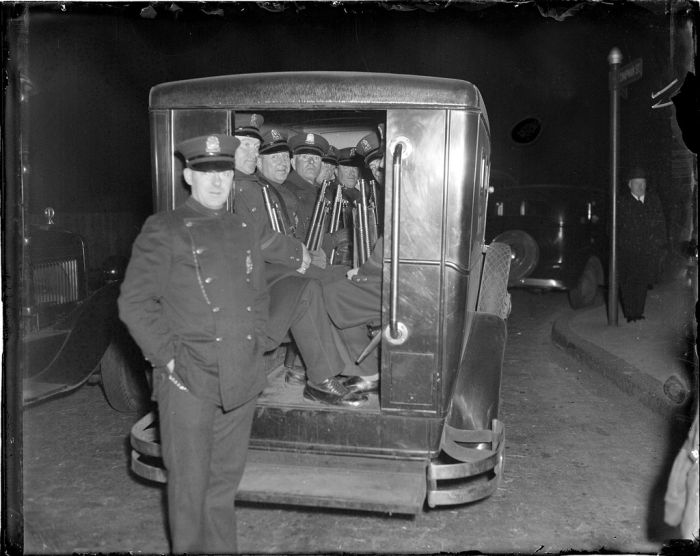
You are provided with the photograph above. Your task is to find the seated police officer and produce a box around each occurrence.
[356,129,385,184]
[336,146,364,190]
[316,144,339,187]
[255,127,300,234]
[232,125,366,406]
[285,132,329,241]
[322,131,387,394]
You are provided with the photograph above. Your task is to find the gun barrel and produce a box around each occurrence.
[261,184,281,233]
[305,181,330,250]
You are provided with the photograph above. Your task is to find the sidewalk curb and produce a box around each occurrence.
[551,310,687,420]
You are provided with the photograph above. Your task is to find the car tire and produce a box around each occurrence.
[100,331,151,414]
[477,242,513,319]
[568,257,602,309]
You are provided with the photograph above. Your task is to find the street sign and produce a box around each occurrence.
[618,58,643,87]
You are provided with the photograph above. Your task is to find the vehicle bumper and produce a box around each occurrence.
[511,277,566,290]
[426,419,505,507]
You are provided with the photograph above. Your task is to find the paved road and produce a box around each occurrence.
[22,289,680,554]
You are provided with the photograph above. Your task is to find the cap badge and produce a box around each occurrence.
[305,133,315,145]
[271,129,282,141]
[361,139,371,151]
[350,148,356,157]
[250,114,259,127]
[205,136,221,154]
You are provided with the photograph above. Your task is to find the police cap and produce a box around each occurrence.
[322,145,339,166]
[355,132,383,165]
[176,134,239,171]
[234,113,264,142]
[259,128,290,156]
[288,133,329,157]
[337,146,363,168]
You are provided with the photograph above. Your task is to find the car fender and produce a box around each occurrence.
[23,281,122,406]
[446,311,506,434]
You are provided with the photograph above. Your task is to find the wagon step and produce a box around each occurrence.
[238,450,427,515]
[131,411,427,514]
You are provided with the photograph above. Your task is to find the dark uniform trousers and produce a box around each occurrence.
[155,371,257,554]
[119,197,271,554]
[234,171,351,380]
[323,238,384,376]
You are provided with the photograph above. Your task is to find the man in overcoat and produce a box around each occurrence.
[617,166,667,321]
[118,134,272,553]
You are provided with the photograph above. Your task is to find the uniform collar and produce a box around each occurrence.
[286,169,314,189]
[185,196,227,217]
[235,169,260,182]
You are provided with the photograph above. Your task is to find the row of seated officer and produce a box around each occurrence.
[232,113,384,398]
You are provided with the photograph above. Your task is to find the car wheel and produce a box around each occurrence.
[568,257,602,309]
[477,242,513,319]
[100,331,151,414]
[493,230,539,286]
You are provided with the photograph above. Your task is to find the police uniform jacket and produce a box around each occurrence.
[233,170,318,286]
[233,171,303,269]
[283,169,318,242]
[118,197,270,411]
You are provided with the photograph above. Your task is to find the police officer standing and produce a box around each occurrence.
[118,134,267,553]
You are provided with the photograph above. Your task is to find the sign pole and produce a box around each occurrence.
[607,47,622,326]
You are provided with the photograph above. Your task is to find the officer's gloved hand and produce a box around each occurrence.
[297,244,311,274]
[310,248,327,269]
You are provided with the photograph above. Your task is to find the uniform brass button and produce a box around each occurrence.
[246,306,252,312]
[246,334,253,341]
[246,249,251,254]
[185,222,193,228]
[215,337,222,342]
[196,247,205,255]
[242,222,247,228]
[251,207,256,212]
[212,307,220,313]
[204,277,213,284]
[246,278,251,283]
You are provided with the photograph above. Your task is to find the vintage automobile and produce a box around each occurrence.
[129,72,512,514]
[486,184,608,309]
[21,209,149,413]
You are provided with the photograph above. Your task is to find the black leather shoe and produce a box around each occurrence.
[303,376,368,406]
[284,366,306,385]
[342,375,379,394]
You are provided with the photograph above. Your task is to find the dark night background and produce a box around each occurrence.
[3,1,697,271]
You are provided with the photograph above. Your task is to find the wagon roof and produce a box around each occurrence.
[149,71,486,114]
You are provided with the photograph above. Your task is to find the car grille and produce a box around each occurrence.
[33,258,81,304]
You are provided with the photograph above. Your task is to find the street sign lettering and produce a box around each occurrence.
[618,58,643,87]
